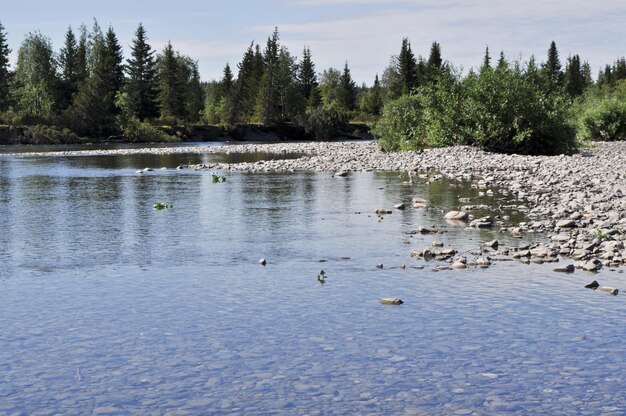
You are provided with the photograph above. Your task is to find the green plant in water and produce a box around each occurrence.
[153,202,173,210]
[212,174,227,183]
[317,270,327,285]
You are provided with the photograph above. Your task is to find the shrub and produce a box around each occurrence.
[298,107,349,140]
[373,61,578,155]
[574,82,626,141]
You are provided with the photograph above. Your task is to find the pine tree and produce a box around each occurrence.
[65,25,124,135]
[581,61,593,90]
[181,57,204,122]
[361,74,383,115]
[125,23,158,120]
[256,27,281,124]
[298,46,320,108]
[229,42,263,124]
[275,46,304,120]
[76,25,88,82]
[481,46,491,71]
[337,62,357,111]
[221,62,234,97]
[425,41,442,82]
[543,41,563,88]
[156,42,184,118]
[0,22,12,112]
[564,54,584,97]
[57,26,79,110]
[398,38,417,94]
[497,51,507,69]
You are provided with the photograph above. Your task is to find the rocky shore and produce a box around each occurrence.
[4,140,626,282]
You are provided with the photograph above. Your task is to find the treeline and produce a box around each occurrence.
[374,40,626,154]
[0,20,203,141]
[1,19,626,149]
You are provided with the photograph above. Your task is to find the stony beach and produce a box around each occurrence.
[4,140,626,284]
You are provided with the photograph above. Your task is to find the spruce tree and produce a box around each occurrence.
[543,41,563,88]
[65,25,124,136]
[76,25,88,82]
[229,42,262,124]
[581,61,593,90]
[481,46,491,71]
[58,26,79,110]
[425,41,442,82]
[156,42,184,118]
[256,27,280,124]
[125,23,158,120]
[398,38,417,94]
[497,51,507,70]
[337,62,357,111]
[0,22,12,112]
[183,58,204,122]
[221,62,234,97]
[298,46,320,108]
[564,54,584,97]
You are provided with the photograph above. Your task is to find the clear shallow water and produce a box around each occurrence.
[0,150,625,415]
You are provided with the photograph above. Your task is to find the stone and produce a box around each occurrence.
[394,203,406,210]
[582,260,602,272]
[380,298,403,305]
[432,241,444,247]
[376,263,384,269]
[556,219,577,228]
[469,216,494,228]
[485,240,499,249]
[584,280,599,289]
[599,287,619,296]
[375,208,392,214]
[554,264,575,273]
[412,198,429,208]
[444,211,468,221]
[333,171,349,177]
[476,257,491,267]
[452,262,467,269]
[259,258,267,266]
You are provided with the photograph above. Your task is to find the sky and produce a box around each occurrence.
[2,0,626,85]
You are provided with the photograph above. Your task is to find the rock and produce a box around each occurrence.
[470,216,494,228]
[554,264,575,273]
[599,287,619,296]
[412,198,429,208]
[452,262,467,269]
[394,203,406,210]
[556,219,577,228]
[584,280,599,289]
[485,240,499,249]
[333,171,349,177]
[143,167,153,172]
[380,298,403,305]
[375,208,392,214]
[582,259,602,272]
[432,241,444,247]
[476,257,491,267]
[259,258,267,266]
[419,226,438,234]
[376,263,384,269]
[444,211,468,221]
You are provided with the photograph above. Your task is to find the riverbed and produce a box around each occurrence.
[0,143,625,415]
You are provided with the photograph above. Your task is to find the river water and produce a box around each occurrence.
[0,145,625,415]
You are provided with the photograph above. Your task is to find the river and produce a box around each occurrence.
[0,144,625,415]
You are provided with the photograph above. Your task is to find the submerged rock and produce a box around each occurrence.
[554,264,575,273]
[380,298,404,305]
[599,287,619,296]
[259,258,267,266]
[444,211,468,221]
[584,280,600,289]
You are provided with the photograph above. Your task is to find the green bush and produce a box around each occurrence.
[373,61,578,155]
[574,82,626,141]
[298,107,349,140]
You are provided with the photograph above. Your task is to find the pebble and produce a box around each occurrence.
[259,258,267,266]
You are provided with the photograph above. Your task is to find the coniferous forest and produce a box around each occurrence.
[0,21,625,153]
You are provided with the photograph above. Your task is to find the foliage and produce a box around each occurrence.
[13,31,57,120]
[115,91,174,142]
[212,174,226,183]
[0,22,12,112]
[299,107,349,140]
[153,202,173,210]
[374,58,578,155]
[573,81,626,141]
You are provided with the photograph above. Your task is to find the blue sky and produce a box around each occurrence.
[2,0,626,84]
